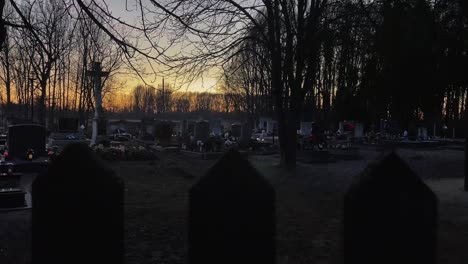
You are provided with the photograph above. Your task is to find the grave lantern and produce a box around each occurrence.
[27,149,34,161]
[7,163,13,175]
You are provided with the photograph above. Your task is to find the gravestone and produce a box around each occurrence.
[241,123,252,142]
[32,144,124,264]
[194,121,209,142]
[8,124,46,159]
[58,118,79,132]
[354,123,364,138]
[418,127,428,140]
[98,118,107,135]
[173,121,183,135]
[188,122,195,134]
[182,120,188,134]
[344,152,437,264]
[189,150,275,264]
[231,124,242,138]
[211,120,222,136]
[300,122,312,136]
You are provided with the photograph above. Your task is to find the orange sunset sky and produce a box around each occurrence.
[106,1,222,93]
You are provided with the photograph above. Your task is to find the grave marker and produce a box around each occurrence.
[241,123,252,142]
[194,121,209,142]
[189,150,275,264]
[231,124,241,138]
[87,62,109,145]
[211,119,222,136]
[58,118,79,132]
[32,144,124,264]
[300,122,312,136]
[344,152,437,264]
[8,124,46,159]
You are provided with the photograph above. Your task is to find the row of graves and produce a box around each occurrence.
[48,118,90,151]
[376,119,455,149]
[296,119,460,163]
[295,121,363,163]
[177,120,252,159]
[17,145,439,264]
[91,118,255,159]
[0,117,160,210]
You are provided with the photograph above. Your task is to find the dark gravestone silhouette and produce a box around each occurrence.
[8,124,46,159]
[194,121,209,142]
[231,124,241,138]
[32,143,124,264]
[98,118,107,135]
[189,150,275,264]
[58,118,79,132]
[344,152,437,264]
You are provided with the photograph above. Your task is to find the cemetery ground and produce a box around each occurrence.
[1,146,468,264]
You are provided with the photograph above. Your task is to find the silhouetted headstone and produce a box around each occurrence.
[344,152,437,264]
[189,150,275,264]
[32,144,124,264]
[188,122,195,134]
[98,118,107,135]
[8,124,46,159]
[241,123,251,142]
[231,124,241,138]
[211,119,222,136]
[182,120,188,134]
[194,121,209,142]
[58,118,79,132]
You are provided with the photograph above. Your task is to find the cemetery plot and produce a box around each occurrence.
[0,148,467,264]
[48,119,90,152]
[179,120,252,159]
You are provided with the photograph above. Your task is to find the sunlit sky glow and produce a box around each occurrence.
[106,1,223,93]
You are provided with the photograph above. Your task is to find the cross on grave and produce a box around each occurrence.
[86,62,109,145]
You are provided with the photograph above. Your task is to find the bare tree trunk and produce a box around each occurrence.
[0,0,6,49]
[465,87,468,191]
[4,35,11,124]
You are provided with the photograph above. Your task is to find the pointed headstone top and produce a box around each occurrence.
[348,152,435,197]
[191,149,274,195]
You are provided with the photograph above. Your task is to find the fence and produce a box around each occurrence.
[30,144,437,264]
